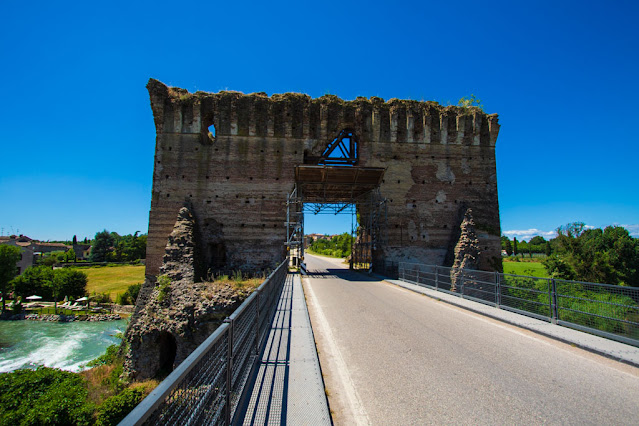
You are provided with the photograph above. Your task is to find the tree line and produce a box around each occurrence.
[88,230,147,263]
[502,223,638,287]
[308,233,353,258]
[0,229,148,312]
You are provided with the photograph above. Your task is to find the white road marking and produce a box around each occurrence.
[304,277,371,426]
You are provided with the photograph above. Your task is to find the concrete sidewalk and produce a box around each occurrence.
[385,277,639,367]
[238,273,331,425]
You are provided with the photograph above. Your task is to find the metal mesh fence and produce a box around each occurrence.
[398,262,639,347]
[555,279,639,342]
[500,274,552,320]
[123,260,289,426]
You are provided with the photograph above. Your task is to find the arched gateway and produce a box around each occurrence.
[145,79,502,278]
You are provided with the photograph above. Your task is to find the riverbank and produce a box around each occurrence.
[0,313,122,322]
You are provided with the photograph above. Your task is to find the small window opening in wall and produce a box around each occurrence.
[208,124,216,139]
[168,146,172,151]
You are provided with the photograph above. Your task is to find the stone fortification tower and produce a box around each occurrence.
[144,79,502,278]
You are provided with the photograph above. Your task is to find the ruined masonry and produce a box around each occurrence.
[450,208,481,291]
[144,78,502,278]
[125,206,247,379]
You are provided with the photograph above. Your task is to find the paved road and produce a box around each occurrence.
[303,254,639,425]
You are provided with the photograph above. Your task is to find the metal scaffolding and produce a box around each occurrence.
[285,185,304,266]
[286,181,387,271]
[350,188,387,270]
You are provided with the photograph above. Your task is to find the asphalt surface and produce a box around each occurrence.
[303,253,639,425]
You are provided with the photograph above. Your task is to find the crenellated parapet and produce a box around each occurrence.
[146,79,500,147]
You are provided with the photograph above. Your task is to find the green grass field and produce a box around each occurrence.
[502,260,549,278]
[81,265,146,299]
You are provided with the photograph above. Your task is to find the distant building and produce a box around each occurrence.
[73,244,91,260]
[306,233,330,241]
[0,235,35,275]
[0,235,72,275]
[32,242,71,254]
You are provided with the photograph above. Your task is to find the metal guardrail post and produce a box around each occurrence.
[401,263,405,280]
[224,318,234,426]
[496,272,501,307]
[548,279,555,323]
[460,270,465,298]
[551,278,559,323]
[435,266,439,290]
[255,290,261,354]
[416,267,420,284]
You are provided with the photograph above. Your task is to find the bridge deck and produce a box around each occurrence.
[303,253,639,425]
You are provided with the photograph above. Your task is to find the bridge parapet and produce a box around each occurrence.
[120,260,288,426]
[398,262,639,347]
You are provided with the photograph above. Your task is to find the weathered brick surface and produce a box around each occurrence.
[145,79,502,276]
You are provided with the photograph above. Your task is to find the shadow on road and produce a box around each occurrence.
[305,267,380,283]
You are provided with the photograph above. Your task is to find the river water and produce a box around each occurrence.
[0,320,127,373]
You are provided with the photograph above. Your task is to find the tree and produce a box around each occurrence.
[501,236,512,256]
[51,271,65,313]
[72,235,78,245]
[57,269,88,299]
[513,237,518,257]
[90,230,114,262]
[529,236,546,245]
[12,266,54,299]
[545,241,552,256]
[66,248,76,263]
[11,267,87,303]
[0,245,21,311]
[543,223,639,285]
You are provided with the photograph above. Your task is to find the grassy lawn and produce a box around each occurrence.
[80,265,146,299]
[502,260,549,278]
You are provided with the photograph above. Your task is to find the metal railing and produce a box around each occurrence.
[120,260,289,426]
[398,262,639,347]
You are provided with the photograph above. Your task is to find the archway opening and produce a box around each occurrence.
[157,331,177,376]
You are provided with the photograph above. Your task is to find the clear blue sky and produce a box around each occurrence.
[1,0,637,242]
